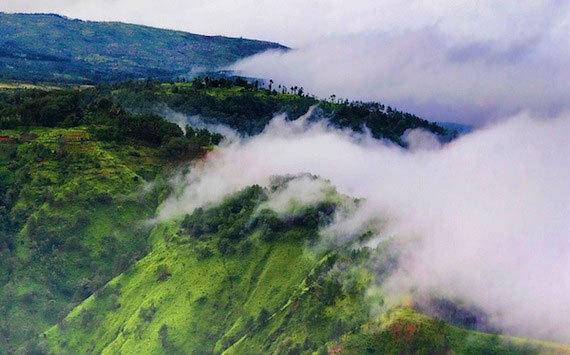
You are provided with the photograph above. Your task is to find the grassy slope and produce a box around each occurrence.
[42,188,569,354]
[0,127,164,352]
[44,223,314,353]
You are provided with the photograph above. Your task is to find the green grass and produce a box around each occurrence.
[43,222,317,353]
[39,184,569,354]
[0,127,164,352]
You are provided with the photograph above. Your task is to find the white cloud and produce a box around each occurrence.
[232,27,570,124]
[159,110,570,342]
[3,1,570,124]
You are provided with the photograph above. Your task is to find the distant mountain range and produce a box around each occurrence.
[0,13,286,83]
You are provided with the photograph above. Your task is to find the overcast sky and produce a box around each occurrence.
[2,1,569,124]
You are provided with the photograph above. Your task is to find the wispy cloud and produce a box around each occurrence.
[232,27,570,124]
[3,1,570,124]
[159,110,570,342]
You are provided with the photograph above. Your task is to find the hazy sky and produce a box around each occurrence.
[3,1,570,124]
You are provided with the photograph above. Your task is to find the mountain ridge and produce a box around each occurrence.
[0,12,287,83]
[0,81,568,353]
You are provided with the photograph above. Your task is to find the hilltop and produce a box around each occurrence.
[0,13,286,83]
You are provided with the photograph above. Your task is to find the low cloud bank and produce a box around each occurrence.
[159,107,241,143]
[160,111,570,342]
[232,27,570,125]
[6,1,570,125]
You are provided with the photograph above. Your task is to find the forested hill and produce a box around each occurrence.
[0,77,448,146]
[0,13,286,83]
[0,82,568,352]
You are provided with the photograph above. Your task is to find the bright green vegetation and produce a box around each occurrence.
[0,13,285,83]
[1,83,567,353]
[0,127,168,352]
[38,185,568,354]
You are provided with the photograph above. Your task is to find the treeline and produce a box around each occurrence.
[180,184,337,256]
[0,87,221,160]
[109,77,448,145]
[0,76,448,152]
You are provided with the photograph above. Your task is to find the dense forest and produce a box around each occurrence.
[0,76,449,146]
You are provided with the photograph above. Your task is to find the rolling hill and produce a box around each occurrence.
[1,80,568,353]
[0,13,286,83]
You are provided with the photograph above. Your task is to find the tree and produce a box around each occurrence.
[159,324,171,349]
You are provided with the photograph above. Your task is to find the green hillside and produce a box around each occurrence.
[0,77,447,144]
[40,183,568,354]
[0,81,567,353]
[0,126,165,351]
[108,77,448,143]
[0,82,223,351]
[0,13,285,83]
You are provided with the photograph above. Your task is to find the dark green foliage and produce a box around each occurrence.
[0,13,286,84]
[139,303,157,323]
[116,113,183,147]
[217,238,236,256]
[158,137,199,160]
[194,244,214,260]
[155,265,172,282]
[18,90,85,127]
[251,201,336,242]
[158,127,222,160]
[181,185,266,240]
[113,77,448,144]
[257,308,271,326]
[322,100,447,145]
[159,324,173,350]
[0,115,20,129]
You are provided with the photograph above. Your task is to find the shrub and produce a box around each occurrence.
[217,238,235,255]
[195,244,213,260]
[155,265,172,282]
[159,324,171,349]
[139,303,157,322]
[80,308,98,329]
[257,308,270,326]
[158,136,202,160]
[196,295,208,306]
